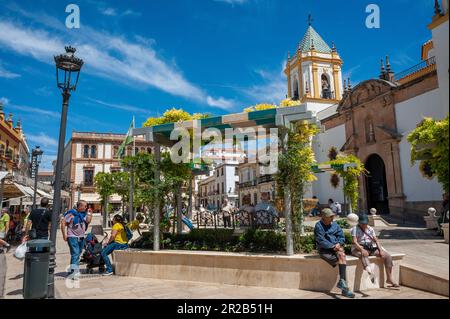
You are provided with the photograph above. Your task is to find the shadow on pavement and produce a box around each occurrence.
[9,274,23,280]
[378,228,443,240]
[6,289,22,296]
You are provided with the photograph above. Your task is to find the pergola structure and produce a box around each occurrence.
[132,105,320,255]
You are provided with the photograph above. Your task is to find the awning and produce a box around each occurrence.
[0,171,10,181]
[2,182,27,198]
[80,193,101,203]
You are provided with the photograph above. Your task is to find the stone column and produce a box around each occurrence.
[312,64,319,99]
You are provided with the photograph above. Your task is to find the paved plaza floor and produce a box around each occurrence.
[1,216,448,299]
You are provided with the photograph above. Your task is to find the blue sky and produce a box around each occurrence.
[0,0,435,170]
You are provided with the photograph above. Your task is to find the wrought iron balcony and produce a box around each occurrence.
[396,56,436,83]
[258,175,274,184]
[239,180,257,188]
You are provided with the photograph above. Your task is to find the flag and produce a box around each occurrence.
[117,118,135,158]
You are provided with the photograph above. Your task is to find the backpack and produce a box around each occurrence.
[125,225,133,241]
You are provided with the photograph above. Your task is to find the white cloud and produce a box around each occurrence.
[26,132,58,148]
[86,98,154,115]
[0,21,62,63]
[101,8,117,16]
[214,0,249,5]
[242,61,287,104]
[39,154,57,171]
[342,64,361,83]
[6,101,60,118]
[206,96,235,109]
[0,64,20,79]
[0,20,234,110]
[34,86,53,97]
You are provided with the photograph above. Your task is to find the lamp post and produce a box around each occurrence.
[31,146,44,210]
[49,46,83,298]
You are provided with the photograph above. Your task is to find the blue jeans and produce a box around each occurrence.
[101,242,128,273]
[67,237,85,273]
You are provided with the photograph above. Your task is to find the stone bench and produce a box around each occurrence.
[113,249,404,293]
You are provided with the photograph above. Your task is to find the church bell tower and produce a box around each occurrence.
[284,16,344,110]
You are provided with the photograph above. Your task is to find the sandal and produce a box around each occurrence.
[387,282,400,288]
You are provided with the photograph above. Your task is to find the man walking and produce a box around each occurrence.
[61,200,93,275]
[314,208,355,298]
[24,198,52,240]
[0,208,11,253]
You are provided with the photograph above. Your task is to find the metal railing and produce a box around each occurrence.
[193,209,279,230]
[395,56,436,81]
[258,175,274,184]
[239,180,257,188]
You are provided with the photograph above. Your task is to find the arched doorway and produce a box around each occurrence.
[365,154,389,214]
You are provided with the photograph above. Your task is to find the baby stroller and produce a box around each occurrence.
[81,233,107,274]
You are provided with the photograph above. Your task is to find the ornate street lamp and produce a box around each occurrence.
[48,46,83,298]
[31,146,44,210]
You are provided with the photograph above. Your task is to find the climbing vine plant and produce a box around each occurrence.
[324,154,367,212]
[277,121,319,234]
[407,116,449,193]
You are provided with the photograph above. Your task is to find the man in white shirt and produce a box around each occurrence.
[221,199,234,228]
[329,198,342,216]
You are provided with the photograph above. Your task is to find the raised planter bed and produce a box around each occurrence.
[113,249,404,293]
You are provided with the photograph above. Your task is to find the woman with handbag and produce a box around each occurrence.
[351,214,399,287]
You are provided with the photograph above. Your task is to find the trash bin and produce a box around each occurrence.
[23,239,52,299]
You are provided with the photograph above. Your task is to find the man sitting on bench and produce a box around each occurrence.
[314,208,355,298]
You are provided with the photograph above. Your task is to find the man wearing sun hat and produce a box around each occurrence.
[314,208,355,298]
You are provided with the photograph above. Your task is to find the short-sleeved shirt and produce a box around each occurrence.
[29,208,52,239]
[0,213,10,232]
[65,212,87,238]
[112,223,128,244]
[221,204,233,217]
[351,225,376,246]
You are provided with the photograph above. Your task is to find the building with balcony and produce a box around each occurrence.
[197,161,240,209]
[61,131,153,212]
[237,160,275,207]
[0,102,30,176]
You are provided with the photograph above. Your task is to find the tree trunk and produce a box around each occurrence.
[103,196,109,228]
[187,174,193,219]
[177,184,183,234]
[299,191,305,236]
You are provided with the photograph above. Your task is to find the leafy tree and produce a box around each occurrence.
[407,116,449,194]
[112,171,131,214]
[94,172,114,227]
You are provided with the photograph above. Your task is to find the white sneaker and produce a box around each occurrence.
[366,266,376,283]
[103,271,113,276]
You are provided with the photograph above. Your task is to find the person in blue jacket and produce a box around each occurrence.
[314,208,355,298]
